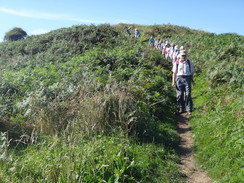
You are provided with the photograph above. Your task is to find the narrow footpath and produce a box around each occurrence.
[176,113,212,183]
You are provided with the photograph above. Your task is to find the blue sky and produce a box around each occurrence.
[0,0,243,42]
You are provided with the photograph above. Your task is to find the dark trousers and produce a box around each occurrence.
[176,76,193,112]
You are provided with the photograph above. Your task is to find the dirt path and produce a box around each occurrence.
[176,113,212,183]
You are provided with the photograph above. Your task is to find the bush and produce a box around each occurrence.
[4,27,27,42]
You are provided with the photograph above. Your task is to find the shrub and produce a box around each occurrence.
[4,27,27,42]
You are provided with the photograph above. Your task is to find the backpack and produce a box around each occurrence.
[175,59,191,73]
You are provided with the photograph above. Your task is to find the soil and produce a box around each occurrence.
[176,113,212,183]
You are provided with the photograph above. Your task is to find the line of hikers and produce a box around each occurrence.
[125,27,140,38]
[149,37,184,65]
[149,37,195,115]
[123,27,195,115]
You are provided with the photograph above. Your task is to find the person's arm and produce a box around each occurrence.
[172,63,177,87]
[172,72,177,87]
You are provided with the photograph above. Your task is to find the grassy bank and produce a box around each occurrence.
[173,33,243,182]
[0,24,185,182]
[0,24,243,182]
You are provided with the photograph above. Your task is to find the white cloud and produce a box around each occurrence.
[0,7,70,20]
[0,7,104,24]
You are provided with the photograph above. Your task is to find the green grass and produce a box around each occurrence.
[0,23,243,182]
[168,31,243,182]
[0,133,184,183]
[191,77,244,183]
[0,24,186,182]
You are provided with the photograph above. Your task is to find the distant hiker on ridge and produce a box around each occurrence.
[149,36,154,47]
[125,26,131,36]
[134,28,140,38]
[172,50,195,115]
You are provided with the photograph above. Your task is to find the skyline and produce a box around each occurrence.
[0,0,243,42]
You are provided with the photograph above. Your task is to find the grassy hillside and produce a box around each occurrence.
[0,24,243,182]
[0,24,184,182]
[168,30,244,182]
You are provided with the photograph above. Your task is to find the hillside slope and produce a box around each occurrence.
[167,29,244,182]
[0,24,243,182]
[0,24,183,183]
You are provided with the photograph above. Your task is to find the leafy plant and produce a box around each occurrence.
[4,27,27,42]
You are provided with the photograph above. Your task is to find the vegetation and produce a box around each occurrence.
[0,23,243,182]
[4,27,27,42]
[0,24,183,182]
[168,31,244,182]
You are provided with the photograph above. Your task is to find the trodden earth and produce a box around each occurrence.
[176,113,212,183]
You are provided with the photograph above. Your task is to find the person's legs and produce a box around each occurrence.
[185,77,193,112]
[176,77,185,112]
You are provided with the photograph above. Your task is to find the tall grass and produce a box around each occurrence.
[1,23,242,182]
[0,24,185,182]
[168,32,244,182]
[0,133,184,183]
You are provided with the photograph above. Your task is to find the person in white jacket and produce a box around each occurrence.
[172,50,195,115]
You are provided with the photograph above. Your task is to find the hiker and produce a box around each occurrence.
[156,39,162,51]
[169,43,175,63]
[176,46,184,60]
[154,38,160,48]
[125,26,131,36]
[162,40,168,56]
[164,43,171,62]
[161,40,167,50]
[172,45,180,65]
[134,28,140,38]
[149,36,155,47]
[172,50,195,115]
